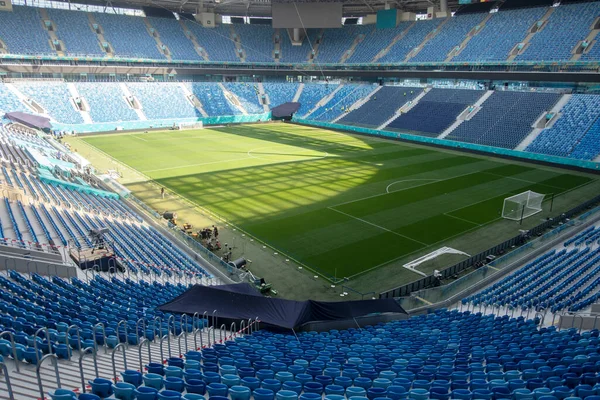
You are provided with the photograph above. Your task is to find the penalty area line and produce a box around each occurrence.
[327,206,428,246]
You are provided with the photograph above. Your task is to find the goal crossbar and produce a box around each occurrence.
[502,190,545,221]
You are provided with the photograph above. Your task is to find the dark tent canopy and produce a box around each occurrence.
[4,112,52,130]
[271,102,301,118]
[159,283,406,331]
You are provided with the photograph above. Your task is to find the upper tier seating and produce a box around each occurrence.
[296,84,340,117]
[317,25,372,63]
[48,307,600,400]
[518,2,600,61]
[48,8,105,57]
[339,86,423,127]
[185,23,239,62]
[75,82,139,123]
[526,95,600,158]
[465,227,600,312]
[14,82,84,125]
[346,24,401,63]
[147,17,200,61]
[186,82,241,116]
[126,82,199,120]
[446,91,560,149]
[0,83,25,114]
[309,84,378,121]
[0,6,52,55]
[263,82,299,107]
[379,19,444,63]
[234,24,275,63]
[224,82,263,114]
[454,7,548,62]
[93,12,164,59]
[411,13,488,63]
[278,29,320,63]
[387,88,485,136]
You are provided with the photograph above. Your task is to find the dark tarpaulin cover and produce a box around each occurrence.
[271,102,301,118]
[4,112,52,130]
[158,283,406,330]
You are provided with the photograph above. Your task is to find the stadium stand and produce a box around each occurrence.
[47,9,105,57]
[146,17,200,61]
[295,83,340,118]
[570,117,600,160]
[526,95,600,158]
[0,83,25,115]
[308,84,378,121]
[278,29,320,63]
[263,82,300,107]
[93,12,165,59]
[446,91,560,149]
[386,88,485,136]
[234,24,275,62]
[346,23,402,63]
[379,19,444,63]
[411,13,488,63]
[186,82,242,116]
[75,82,139,123]
[464,226,600,312]
[0,6,52,56]
[339,86,423,128]
[126,82,200,120]
[14,82,84,125]
[518,2,600,61]
[453,7,548,62]
[185,23,239,62]
[223,82,264,114]
[317,25,372,63]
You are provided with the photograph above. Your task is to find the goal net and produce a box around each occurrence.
[502,191,545,221]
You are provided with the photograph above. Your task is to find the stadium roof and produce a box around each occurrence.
[64,0,459,17]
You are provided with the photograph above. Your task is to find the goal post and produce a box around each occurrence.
[502,191,545,221]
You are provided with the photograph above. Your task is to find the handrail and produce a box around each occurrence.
[153,316,163,342]
[111,343,128,383]
[220,324,226,343]
[33,326,51,365]
[194,326,204,350]
[79,347,98,393]
[36,354,60,400]
[212,310,218,333]
[139,338,152,372]
[192,312,200,331]
[93,322,107,354]
[167,315,175,336]
[0,331,20,372]
[0,361,14,400]
[136,318,146,346]
[159,334,171,361]
[240,320,246,335]
[230,322,236,340]
[181,314,189,354]
[117,319,128,344]
[207,327,213,347]
[177,332,186,356]
[247,318,252,335]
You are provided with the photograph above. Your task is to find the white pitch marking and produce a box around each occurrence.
[386,179,440,193]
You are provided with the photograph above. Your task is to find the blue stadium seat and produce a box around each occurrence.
[126,82,200,120]
[48,8,105,57]
[75,82,139,123]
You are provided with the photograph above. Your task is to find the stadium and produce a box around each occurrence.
[0,0,599,397]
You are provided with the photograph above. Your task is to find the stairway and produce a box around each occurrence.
[405,17,451,62]
[446,13,494,62]
[38,9,66,56]
[179,21,210,61]
[2,84,40,114]
[292,83,304,102]
[308,30,325,63]
[377,89,429,131]
[438,90,494,139]
[257,83,269,112]
[340,32,368,63]
[508,7,555,61]
[331,86,382,123]
[66,83,93,124]
[144,19,171,61]
[272,30,281,62]
[515,94,573,151]
[87,13,114,57]
[571,17,600,61]
[230,26,246,62]
[372,22,416,62]
[218,83,247,115]
[119,84,147,121]
[179,83,208,117]
[303,85,343,119]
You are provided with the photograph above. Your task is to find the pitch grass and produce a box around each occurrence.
[80,123,597,281]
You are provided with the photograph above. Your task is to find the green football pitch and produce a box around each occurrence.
[79,123,597,282]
